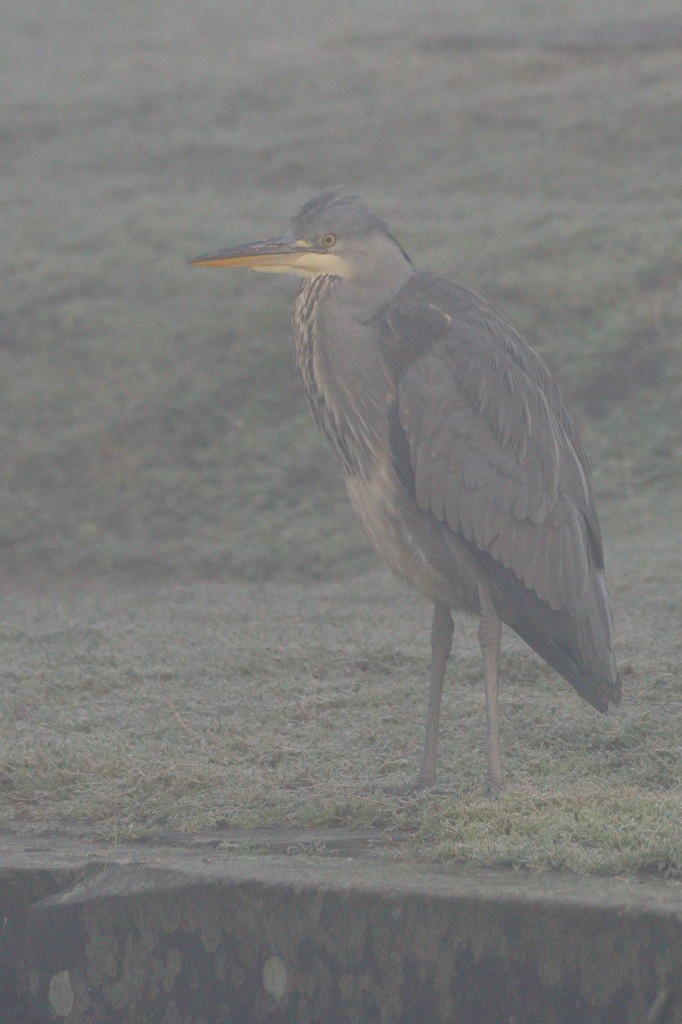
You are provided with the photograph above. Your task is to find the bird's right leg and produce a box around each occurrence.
[382,601,452,794]
[419,600,454,786]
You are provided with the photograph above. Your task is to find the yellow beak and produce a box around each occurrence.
[189,236,320,270]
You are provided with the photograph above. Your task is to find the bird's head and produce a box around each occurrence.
[190,187,413,286]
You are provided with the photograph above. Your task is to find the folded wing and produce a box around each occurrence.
[378,272,620,710]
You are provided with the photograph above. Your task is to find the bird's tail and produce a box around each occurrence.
[486,557,621,712]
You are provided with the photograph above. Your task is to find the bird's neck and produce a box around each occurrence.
[293,267,412,477]
[298,255,414,323]
[335,253,415,317]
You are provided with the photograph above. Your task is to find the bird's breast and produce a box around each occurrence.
[293,276,479,611]
[344,462,480,610]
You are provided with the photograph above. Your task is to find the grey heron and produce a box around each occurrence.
[191,187,621,792]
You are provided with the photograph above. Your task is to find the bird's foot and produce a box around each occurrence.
[485,774,504,798]
[381,773,436,796]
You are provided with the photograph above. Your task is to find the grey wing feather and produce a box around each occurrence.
[378,272,620,710]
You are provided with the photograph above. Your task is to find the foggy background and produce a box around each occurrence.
[1,0,681,579]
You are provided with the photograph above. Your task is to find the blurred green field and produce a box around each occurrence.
[0,1,681,876]
[0,0,681,577]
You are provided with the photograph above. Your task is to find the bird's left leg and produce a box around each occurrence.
[477,579,504,793]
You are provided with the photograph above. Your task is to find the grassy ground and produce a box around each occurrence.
[1,490,680,875]
[0,2,681,876]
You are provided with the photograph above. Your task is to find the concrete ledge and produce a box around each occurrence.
[1,833,681,1023]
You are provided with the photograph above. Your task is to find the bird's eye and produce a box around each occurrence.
[320,234,336,248]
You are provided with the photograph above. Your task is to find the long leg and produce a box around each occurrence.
[419,600,454,786]
[382,600,453,794]
[477,580,503,792]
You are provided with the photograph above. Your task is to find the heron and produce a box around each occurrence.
[191,187,620,792]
